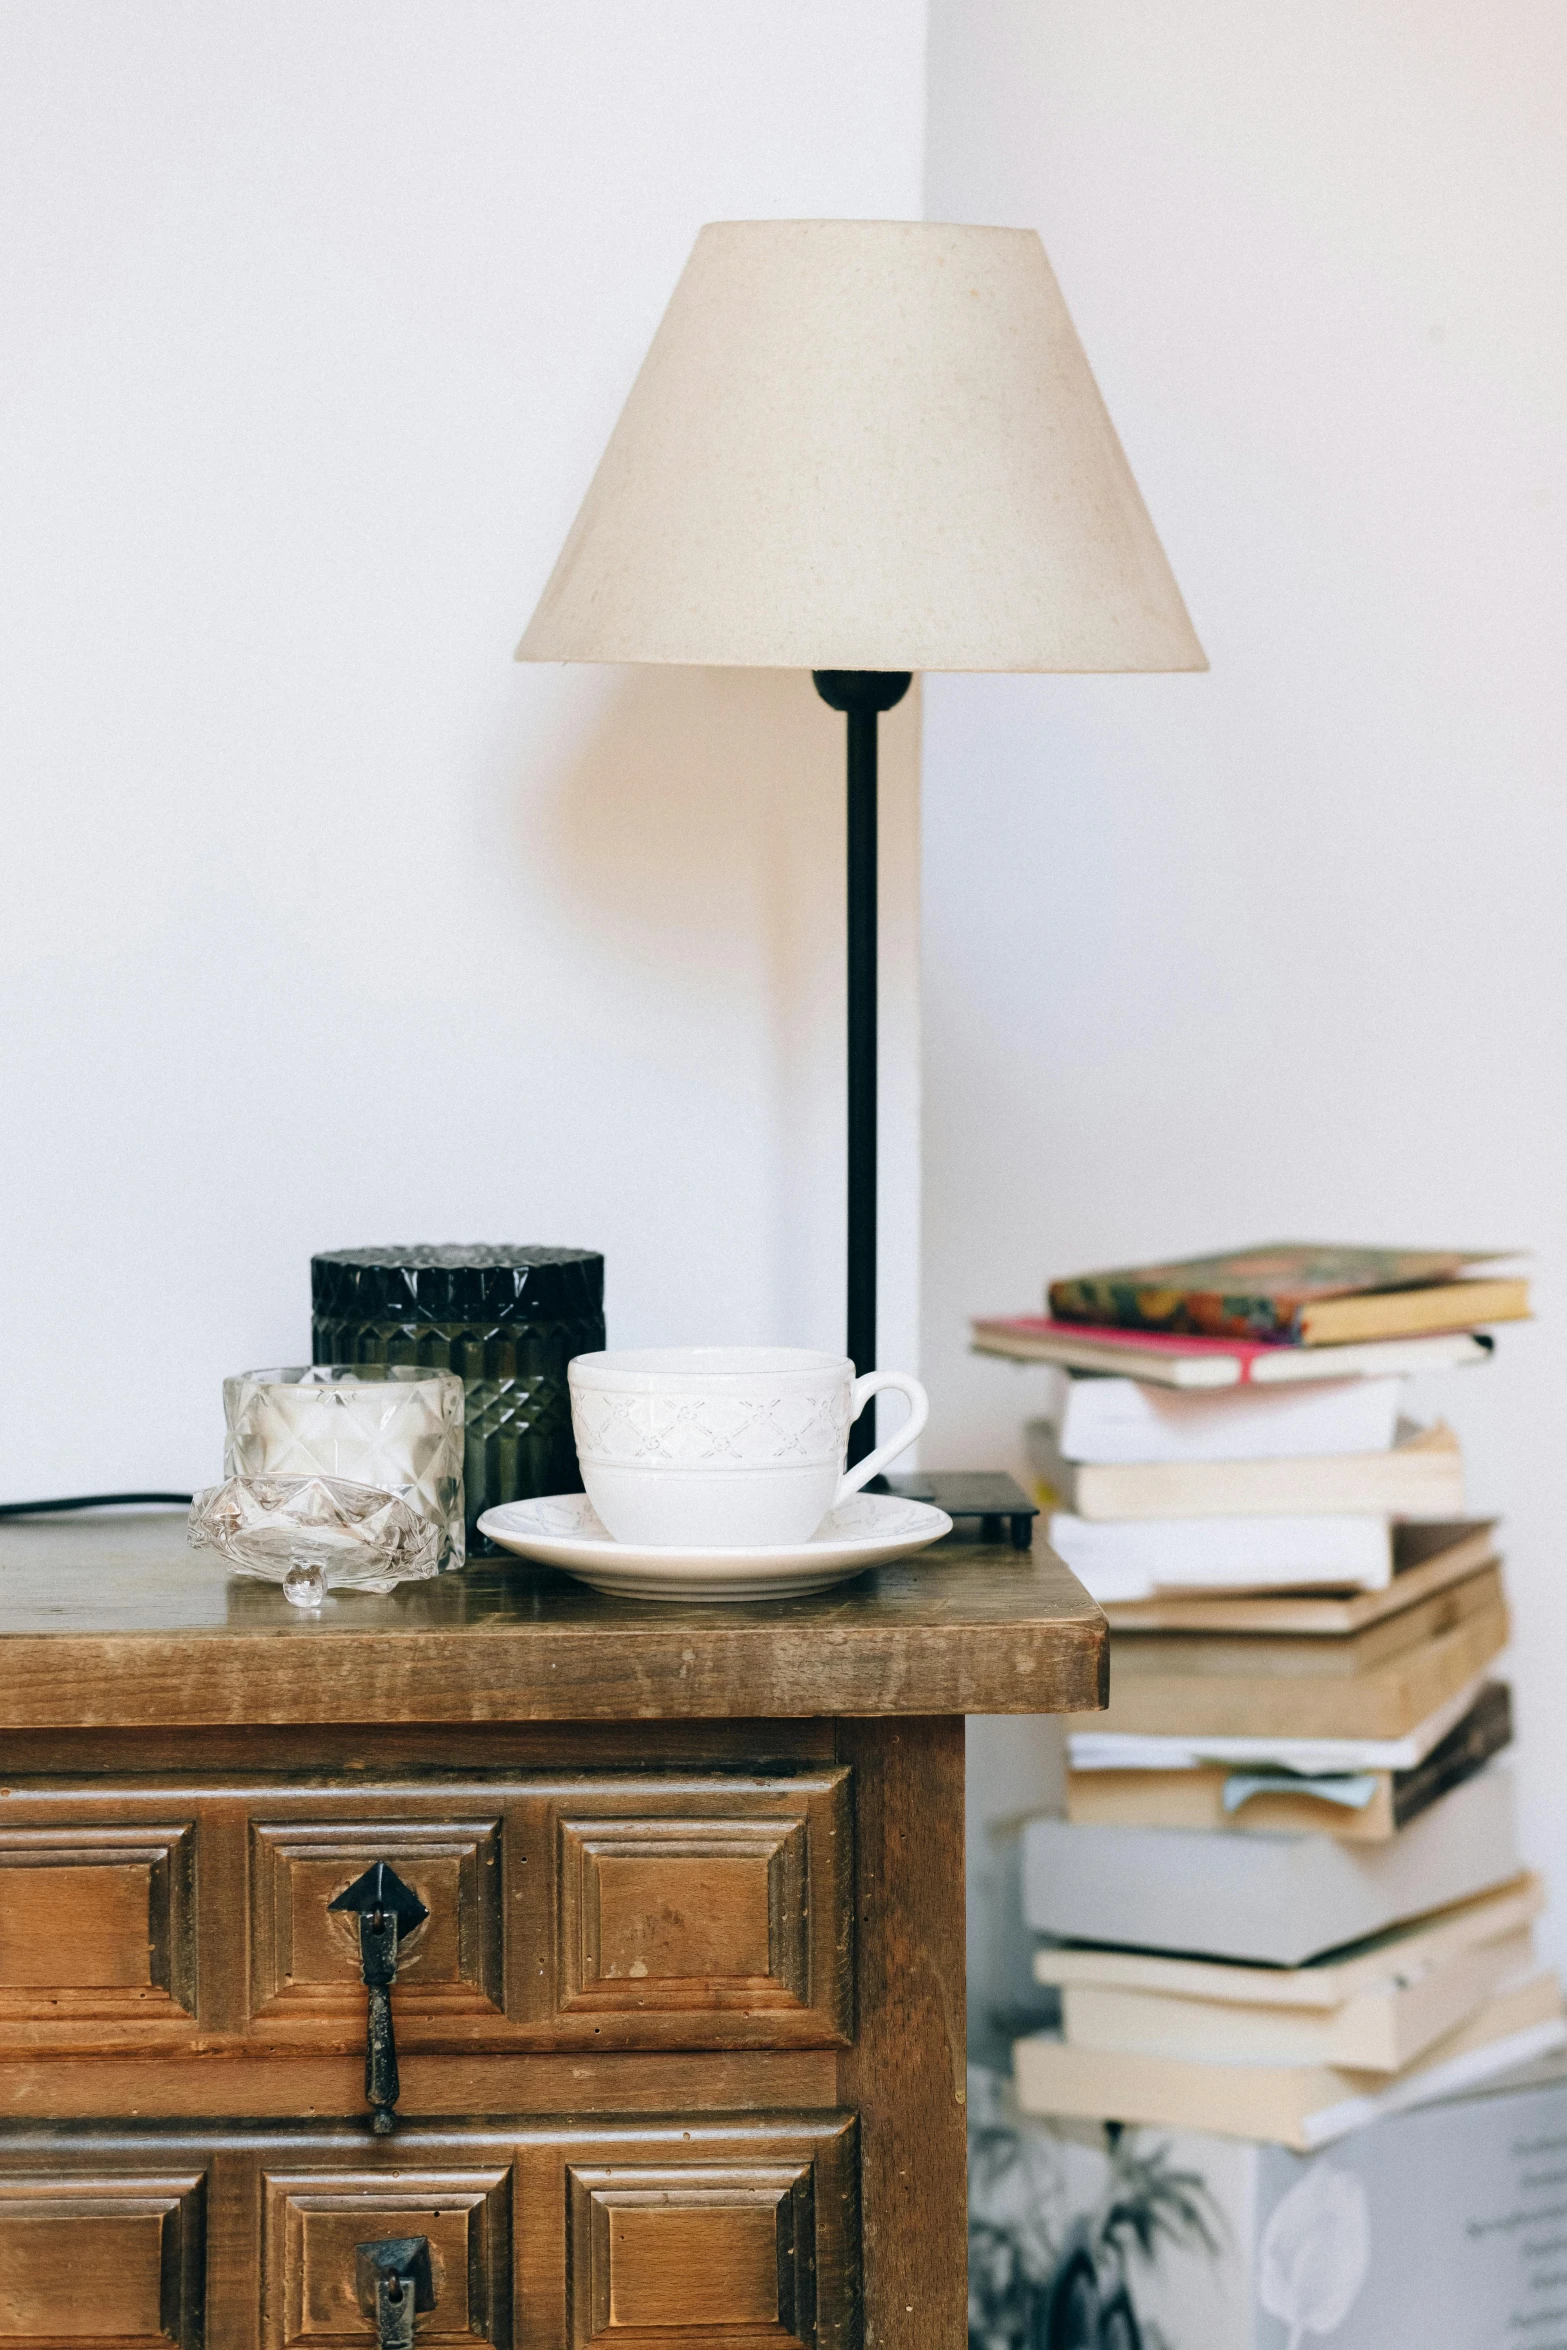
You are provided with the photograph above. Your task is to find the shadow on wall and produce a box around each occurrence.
[519,661,858,1145]
[512,654,919,1023]
[504,660,920,1349]
[532,662,839,972]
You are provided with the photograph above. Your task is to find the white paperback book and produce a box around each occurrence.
[1035,1876,1546,2074]
[1056,1927,1537,2071]
[1048,1509,1393,1601]
[1029,1419,1461,1524]
[1013,1974,1564,2152]
[1044,1369,1405,1464]
[1021,1763,1519,1967]
[1066,1668,1495,1779]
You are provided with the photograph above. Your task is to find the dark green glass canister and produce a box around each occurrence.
[310,1246,605,1549]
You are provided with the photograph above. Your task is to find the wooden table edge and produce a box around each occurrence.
[0,1614,1108,1727]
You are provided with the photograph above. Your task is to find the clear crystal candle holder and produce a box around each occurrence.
[189,1475,442,1605]
[223,1365,465,1568]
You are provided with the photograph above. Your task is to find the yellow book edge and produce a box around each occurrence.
[1014,1969,1563,2151]
[1059,1924,1535,2075]
[1100,1523,1500,1635]
[1300,1277,1530,1345]
[1066,1768,1403,1840]
[1093,1600,1509,1742]
[1061,1419,1463,1526]
[1108,1558,1503,1682]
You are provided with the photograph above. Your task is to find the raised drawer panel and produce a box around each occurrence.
[524,2119,859,2350]
[561,1818,800,2008]
[543,1773,853,2044]
[250,1819,505,2020]
[262,2166,511,2350]
[567,2161,818,2348]
[0,2172,204,2347]
[0,1828,195,2021]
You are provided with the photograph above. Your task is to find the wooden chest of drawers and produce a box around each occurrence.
[0,1514,1104,2349]
[0,2113,861,2349]
[0,1765,853,2058]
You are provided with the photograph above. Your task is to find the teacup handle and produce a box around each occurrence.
[833,1371,929,1505]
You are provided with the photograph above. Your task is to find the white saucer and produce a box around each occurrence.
[476,1491,953,1601]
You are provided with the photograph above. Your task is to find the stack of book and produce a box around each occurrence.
[975,1240,1529,1607]
[1015,1802,1558,2148]
[979,1242,1560,2146]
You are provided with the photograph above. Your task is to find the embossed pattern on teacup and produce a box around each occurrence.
[570,1386,852,1467]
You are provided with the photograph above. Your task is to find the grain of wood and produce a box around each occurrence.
[0,1516,1106,1727]
[837,1716,967,2350]
[0,2123,854,2350]
[0,2047,841,2120]
[0,1718,839,1774]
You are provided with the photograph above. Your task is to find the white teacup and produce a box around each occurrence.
[567,1345,929,1549]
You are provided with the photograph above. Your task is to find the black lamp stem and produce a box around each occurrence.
[813,669,913,1468]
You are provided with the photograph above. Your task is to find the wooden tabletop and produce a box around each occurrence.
[0,1510,1105,1728]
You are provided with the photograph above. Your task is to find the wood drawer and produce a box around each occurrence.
[0,2168,205,2348]
[260,2158,511,2350]
[0,1771,853,2059]
[0,2118,859,2350]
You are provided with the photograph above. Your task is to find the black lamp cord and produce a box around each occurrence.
[0,1492,193,1518]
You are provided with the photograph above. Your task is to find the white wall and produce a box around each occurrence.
[925,1,1567,2009]
[0,2,926,1496]
[8,0,1562,2026]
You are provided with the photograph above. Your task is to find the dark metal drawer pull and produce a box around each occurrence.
[355,2236,436,2350]
[330,1860,428,2135]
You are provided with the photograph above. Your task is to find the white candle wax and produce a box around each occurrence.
[223,1368,464,1566]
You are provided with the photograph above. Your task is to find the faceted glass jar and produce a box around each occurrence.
[311,1246,605,1551]
[222,1365,465,1568]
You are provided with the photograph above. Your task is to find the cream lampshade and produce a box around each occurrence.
[518,220,1204,673]
[517,219,1204,1462]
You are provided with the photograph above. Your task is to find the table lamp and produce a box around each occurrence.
[517,220,1204,1468]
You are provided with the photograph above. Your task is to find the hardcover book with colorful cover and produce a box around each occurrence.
[1047,1241,1525,1345]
